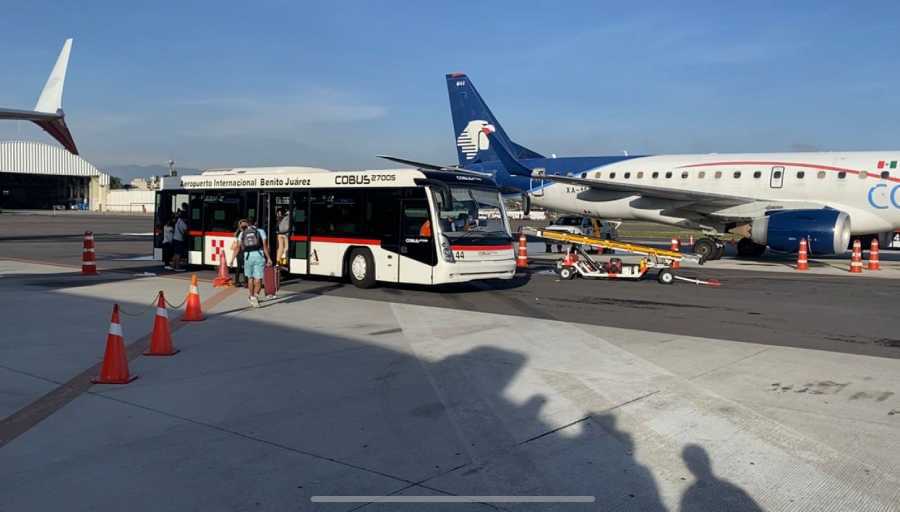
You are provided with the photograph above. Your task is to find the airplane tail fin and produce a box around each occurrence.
[446,73,543,167]
[35,38,72,114]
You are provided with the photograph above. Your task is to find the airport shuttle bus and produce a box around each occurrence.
[153,167,516,287]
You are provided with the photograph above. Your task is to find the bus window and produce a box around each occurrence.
[367,189,401,248]
[203,193,241,233]
[311,189,365,236]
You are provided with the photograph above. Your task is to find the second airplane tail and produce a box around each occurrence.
[446,73,543,167]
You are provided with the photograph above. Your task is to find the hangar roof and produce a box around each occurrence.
[0,140,108,185]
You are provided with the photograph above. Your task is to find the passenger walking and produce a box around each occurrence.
[276,208,290,266]
[230,218,272,307]
[232,220,245,287]
[161,218,175,270]
[171,210,189,272]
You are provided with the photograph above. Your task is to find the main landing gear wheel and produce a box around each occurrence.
[657,268,675,284]
[712,241,726,260]
[736,238,766,257]
[559,266,576,280]
[348,248,376,289]
[693,238,718,262]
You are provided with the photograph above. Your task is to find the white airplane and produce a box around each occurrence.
[0,39,77,154]
[382,73,900,260]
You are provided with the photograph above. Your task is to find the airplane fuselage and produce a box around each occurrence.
[469,151,900,235]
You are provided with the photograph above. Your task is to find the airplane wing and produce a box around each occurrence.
[376,155,493,177]
[530,171,753,207]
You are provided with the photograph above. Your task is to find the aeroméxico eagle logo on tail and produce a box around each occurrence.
[457,120,495,160]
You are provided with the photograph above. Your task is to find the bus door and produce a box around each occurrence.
[289,191,309,275]
[272,192,292,267]
[258,191,275,255]
[399,197,435,285]
[185,193,204,265]
[153,191,171,260]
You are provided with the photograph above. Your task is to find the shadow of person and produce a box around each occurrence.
[420,347,668,511]
[680,444,763,512]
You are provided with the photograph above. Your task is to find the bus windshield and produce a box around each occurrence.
[431,185,510,242]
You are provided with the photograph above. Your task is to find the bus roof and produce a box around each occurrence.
[159,167,498,191]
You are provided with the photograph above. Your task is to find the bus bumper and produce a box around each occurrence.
[433,261,516,284]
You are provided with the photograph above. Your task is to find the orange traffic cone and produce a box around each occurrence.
[849,239,863,273]
[867,238,881,271]
[796,238,809,271]
[212,257,233,287]
[516,229,528,270]
[145,292,179,356]
[82,231,98,275]
[182,274,204,321]
[92,304,137,384]
[670,238,681,269]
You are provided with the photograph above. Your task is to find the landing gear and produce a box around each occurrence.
[736,238,766,258]
[693,237,726,262]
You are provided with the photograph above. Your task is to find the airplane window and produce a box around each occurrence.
[637,171,644,179]
[580,172,587,178]
[773,171,782,179]
[882,171,891,179]
[714,171,722,179]
[733,171,742,178]
[594,172,602,179]
[837,171,846,179]
[624,172,631,179]
[698,171,706,179]
[818,171,826,179]
[797,171,805,179]
[610,172,616,179]
[652,172,659,179]
[681,172,689,179]
[665,172,673,179]
[858,171,868,179]
[753,171,762,178]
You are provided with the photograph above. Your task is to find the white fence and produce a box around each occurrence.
[102,190,155,214]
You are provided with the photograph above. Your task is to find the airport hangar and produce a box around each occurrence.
[0,140,110,210]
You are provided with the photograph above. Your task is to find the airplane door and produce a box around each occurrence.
[770,166,785,189]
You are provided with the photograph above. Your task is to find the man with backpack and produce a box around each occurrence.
[229,217,272,307]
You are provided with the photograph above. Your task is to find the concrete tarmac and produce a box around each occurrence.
[0,259,898,511]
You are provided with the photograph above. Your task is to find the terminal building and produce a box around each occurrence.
[0,140,109,210]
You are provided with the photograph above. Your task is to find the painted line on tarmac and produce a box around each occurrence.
[0,285,239,448]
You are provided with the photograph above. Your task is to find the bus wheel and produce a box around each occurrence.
[349,248,376,288]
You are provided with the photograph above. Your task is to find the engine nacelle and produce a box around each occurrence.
[751,209,851,255]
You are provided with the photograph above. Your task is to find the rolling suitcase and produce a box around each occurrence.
[264,265,280,297]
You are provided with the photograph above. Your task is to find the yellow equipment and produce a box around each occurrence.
[523,227,702,265]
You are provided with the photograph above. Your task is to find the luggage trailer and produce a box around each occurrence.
[522,227,719,286]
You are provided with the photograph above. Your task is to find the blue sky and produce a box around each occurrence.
[0,1,899,171]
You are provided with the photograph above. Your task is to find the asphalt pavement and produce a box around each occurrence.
[2,211,896,358]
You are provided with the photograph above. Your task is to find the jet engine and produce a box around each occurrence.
[750,209,851,255]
